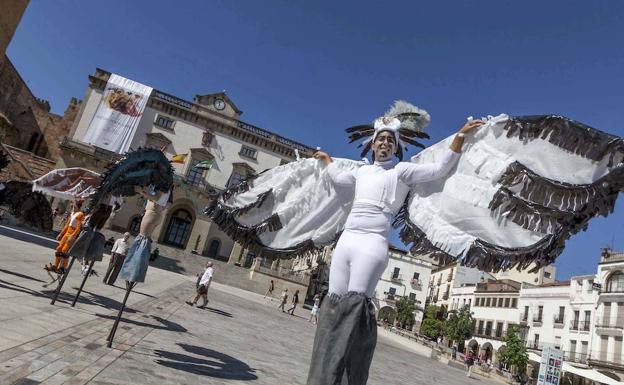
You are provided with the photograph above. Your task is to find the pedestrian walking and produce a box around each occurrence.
[186,262,214,308]
[149,247,159,262]
[308,293,321,324]
[465,350,475,378]
[287,289,300,315]
[103,232,130,285]
[278,288,288,312]
[263,279,275,299]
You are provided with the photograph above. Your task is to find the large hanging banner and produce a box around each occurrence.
[82,74,153,154]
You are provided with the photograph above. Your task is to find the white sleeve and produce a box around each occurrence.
[326,162,357,187]
[111,239,120,253]
[396,148,460,185]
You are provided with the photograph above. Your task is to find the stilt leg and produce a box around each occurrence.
[71,260,94,307]
[50,256,75,305]
[106,281,136,348]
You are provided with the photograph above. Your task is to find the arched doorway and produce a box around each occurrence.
[378,306,396,325]
[206,239,220,259]
[480,342,493,363]
[467,339,479,354]
[163,209,192,248]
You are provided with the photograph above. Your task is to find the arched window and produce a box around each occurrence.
[128,216,142,235]
[26,132,40,152]
[206,239,220,259]
[607,271,624,293]
[163,209,192,248]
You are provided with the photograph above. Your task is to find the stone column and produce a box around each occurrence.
[228,242,244,264]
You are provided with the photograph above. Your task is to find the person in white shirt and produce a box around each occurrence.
[186,262,214,308]
[103,232,130,285]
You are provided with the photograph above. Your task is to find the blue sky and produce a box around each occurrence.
[7,1,624,279]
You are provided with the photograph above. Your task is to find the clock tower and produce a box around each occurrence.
[193,92,242,119]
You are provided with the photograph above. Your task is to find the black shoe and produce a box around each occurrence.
[44,264,57,272]
[185,301,194,306]
[57,267,66,275]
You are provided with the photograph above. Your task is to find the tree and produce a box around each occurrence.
[443,305,474,347]
[395,297,417,329]
[499,326,529,374]
[420,305,444,339]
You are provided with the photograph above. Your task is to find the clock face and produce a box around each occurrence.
[214,98,226,110]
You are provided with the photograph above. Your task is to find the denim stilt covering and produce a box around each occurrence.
[119,235,151,283]
[68,227,106,262]
[306,291,377,385]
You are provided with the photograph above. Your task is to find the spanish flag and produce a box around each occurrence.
[171,153,187,164]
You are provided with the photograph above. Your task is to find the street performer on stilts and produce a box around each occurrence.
[45,200,85,274]
[205,100,623,385]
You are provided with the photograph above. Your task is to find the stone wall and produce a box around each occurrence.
[0,55,78,178]
[0,0,29,55]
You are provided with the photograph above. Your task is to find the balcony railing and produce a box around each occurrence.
[532,316,543,325]
[410,279,422,290]
[446,274,453,282]
[588,353,624,369]
[520,314,529,323]
[569,320,591,331]
[596,317,624,329]
[442,293,449,300]
[553,315,565,326]
[527,342,543,350]
[564,351,588,365]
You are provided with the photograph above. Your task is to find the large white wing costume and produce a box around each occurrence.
[206,114,623,272]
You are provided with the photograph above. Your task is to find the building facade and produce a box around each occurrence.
[59,68,315,264]
[468,279,522,363]
[443,249,624,382]
[427,263,495,309]
[591,249,624,376]
[0,0,28,55]
[373,247,432,328]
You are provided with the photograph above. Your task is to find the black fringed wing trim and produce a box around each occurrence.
[498,161,623,213]
[489,188,579,234]
[504,116,624,166]
[398,215,565,273]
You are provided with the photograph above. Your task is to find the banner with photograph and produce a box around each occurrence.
[82,74,153,154]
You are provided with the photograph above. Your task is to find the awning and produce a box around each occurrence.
[528,352,621,385]
[32,167,101,200]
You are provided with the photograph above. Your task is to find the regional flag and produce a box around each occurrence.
[194,159,214,170]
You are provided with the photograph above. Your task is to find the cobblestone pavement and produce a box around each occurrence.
[0,225,500,385]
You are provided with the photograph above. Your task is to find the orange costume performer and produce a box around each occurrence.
[46,201,84,273]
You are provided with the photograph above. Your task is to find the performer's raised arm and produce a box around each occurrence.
[397,119,484,184]
[314,150,357,187]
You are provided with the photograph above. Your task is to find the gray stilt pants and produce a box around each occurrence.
[306,292,377,385]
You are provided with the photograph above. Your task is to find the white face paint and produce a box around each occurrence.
[371,131,397,162]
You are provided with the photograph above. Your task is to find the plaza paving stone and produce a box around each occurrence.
[0,225,500,384]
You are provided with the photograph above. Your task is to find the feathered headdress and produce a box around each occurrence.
[346,100,431,161]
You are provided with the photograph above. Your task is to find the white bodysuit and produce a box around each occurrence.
[326,148,460,297]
